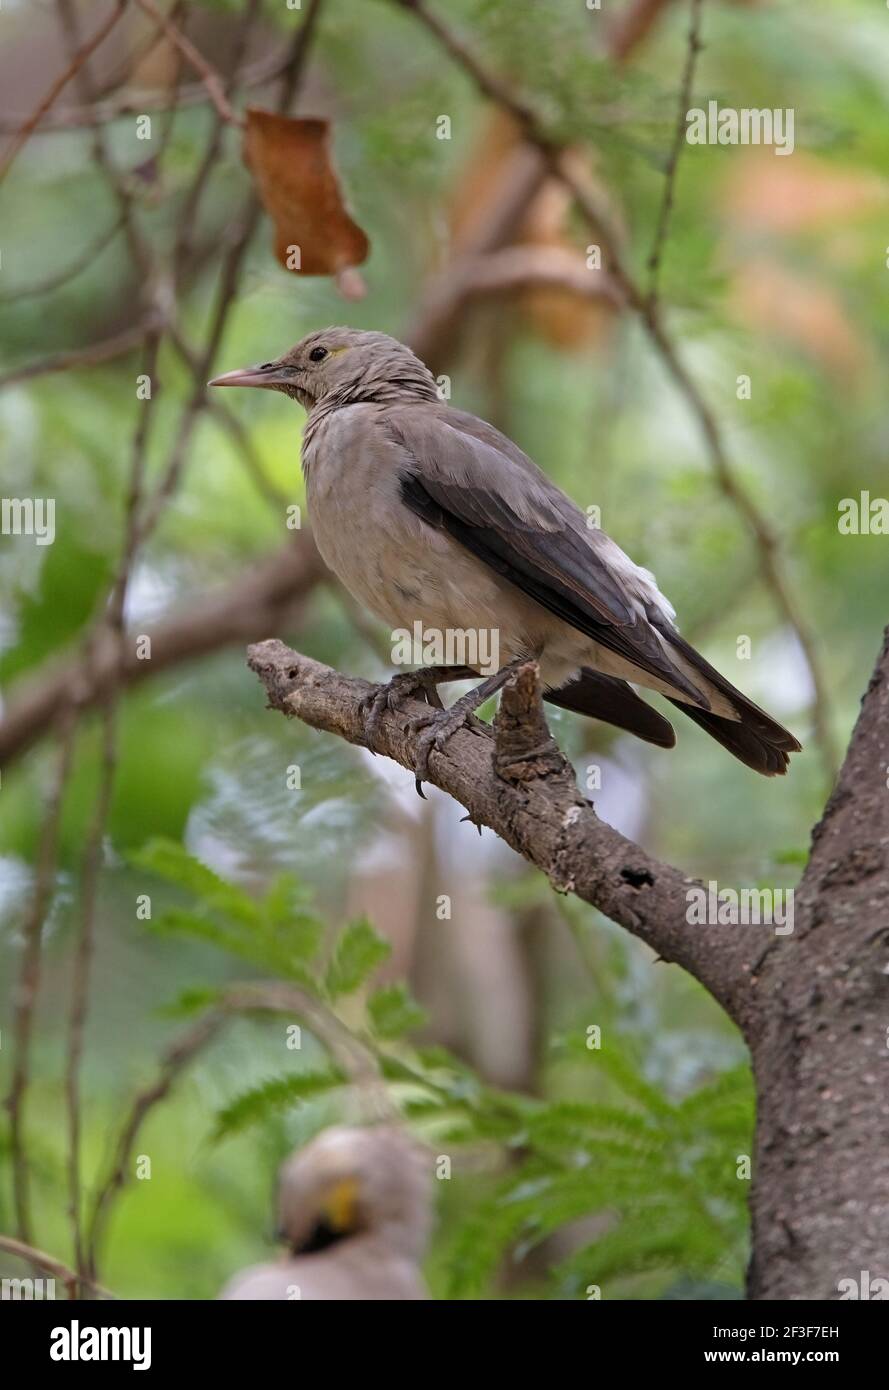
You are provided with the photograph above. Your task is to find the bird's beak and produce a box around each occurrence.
[319,1177,360,1233]
[207,362,291,390]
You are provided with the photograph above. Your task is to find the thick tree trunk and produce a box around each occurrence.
[747,630,889,1299]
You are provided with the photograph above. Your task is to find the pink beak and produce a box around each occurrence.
[207,363,289,390]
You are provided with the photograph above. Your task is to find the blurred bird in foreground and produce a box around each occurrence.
[219,1126,431,1300]
[211,328,801,787]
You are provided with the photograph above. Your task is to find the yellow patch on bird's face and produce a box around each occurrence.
[320,1176,360,1231]
[326,346,351,359]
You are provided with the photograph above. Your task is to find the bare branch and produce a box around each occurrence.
[0,215,124,304]
[646,0,704,303]
[133,0,242,129]
[0,540,323,770]
[407,245,620,372]
[0,320,157,392]
[4,710,79,1245]
[247,640,758,1023]
[0,0,125,186]
[0,1234,113,1301]
[86,1010,228,1280]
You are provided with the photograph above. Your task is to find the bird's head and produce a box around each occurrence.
[275,1124,432,1259]
[208,327,438,411]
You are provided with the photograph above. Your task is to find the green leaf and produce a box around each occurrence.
[324,917,390,998]
[131,838,259,924]
[211,1068,345,1141]
[261,877,325,966]
[367,982,427,1039]
[156,986,222,1018]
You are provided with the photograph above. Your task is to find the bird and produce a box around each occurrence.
[219,1125,432,1300]
[210,327,801,788]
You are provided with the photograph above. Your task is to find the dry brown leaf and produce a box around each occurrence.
[243,109,369,294]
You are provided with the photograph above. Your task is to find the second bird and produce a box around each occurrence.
[211,328,801,786]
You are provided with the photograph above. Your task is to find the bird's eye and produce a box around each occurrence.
[309,346,328,363]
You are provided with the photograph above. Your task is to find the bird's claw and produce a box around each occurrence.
[361,671,440,753]
[408,706,488,797]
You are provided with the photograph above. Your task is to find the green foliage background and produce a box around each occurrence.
[0,0,885,1298]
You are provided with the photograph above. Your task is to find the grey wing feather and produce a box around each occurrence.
[386,406,709,707]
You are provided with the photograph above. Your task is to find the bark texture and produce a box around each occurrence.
[747,629,889,1299]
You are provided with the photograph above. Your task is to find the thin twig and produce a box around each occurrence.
[0,0,126,186]
[0,1234,114,1300]
[646,0,704,304]
[0,539,323,769]
[0,216,124,304]
[86,978,387,1282]
[136,0,327,542]
[0,321,156,392]
[0,44,296,134]
[85,1011,228,1280]
[65,331,161,1288]
[133,0,243,128]
[4,710,79,1245]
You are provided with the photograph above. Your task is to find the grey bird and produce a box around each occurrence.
[219,1125,432,1300]
[211,327,801,786]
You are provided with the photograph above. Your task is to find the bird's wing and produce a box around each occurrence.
[385,406,709,706]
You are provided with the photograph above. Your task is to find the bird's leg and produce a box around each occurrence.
[361,666,477,753]
[410,659,526,796]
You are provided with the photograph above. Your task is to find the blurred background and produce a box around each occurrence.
[0,0,886,1299]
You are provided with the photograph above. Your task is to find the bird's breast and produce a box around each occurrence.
[301,408,540,665]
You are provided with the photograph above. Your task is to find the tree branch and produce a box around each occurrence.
[0,539,323,770]
[0,0,126,186]
[133,0,242,129]
[0,1234,113,1301]
[246,640,758,1022]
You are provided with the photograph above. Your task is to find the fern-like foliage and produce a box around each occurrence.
[132,836,753,1299]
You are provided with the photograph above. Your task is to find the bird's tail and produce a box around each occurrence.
[547,642,801,777]
[545,668,676,748]
[659,629,802,777]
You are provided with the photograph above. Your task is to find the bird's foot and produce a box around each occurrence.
[408,665,519,796]
[361,667,474,753]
